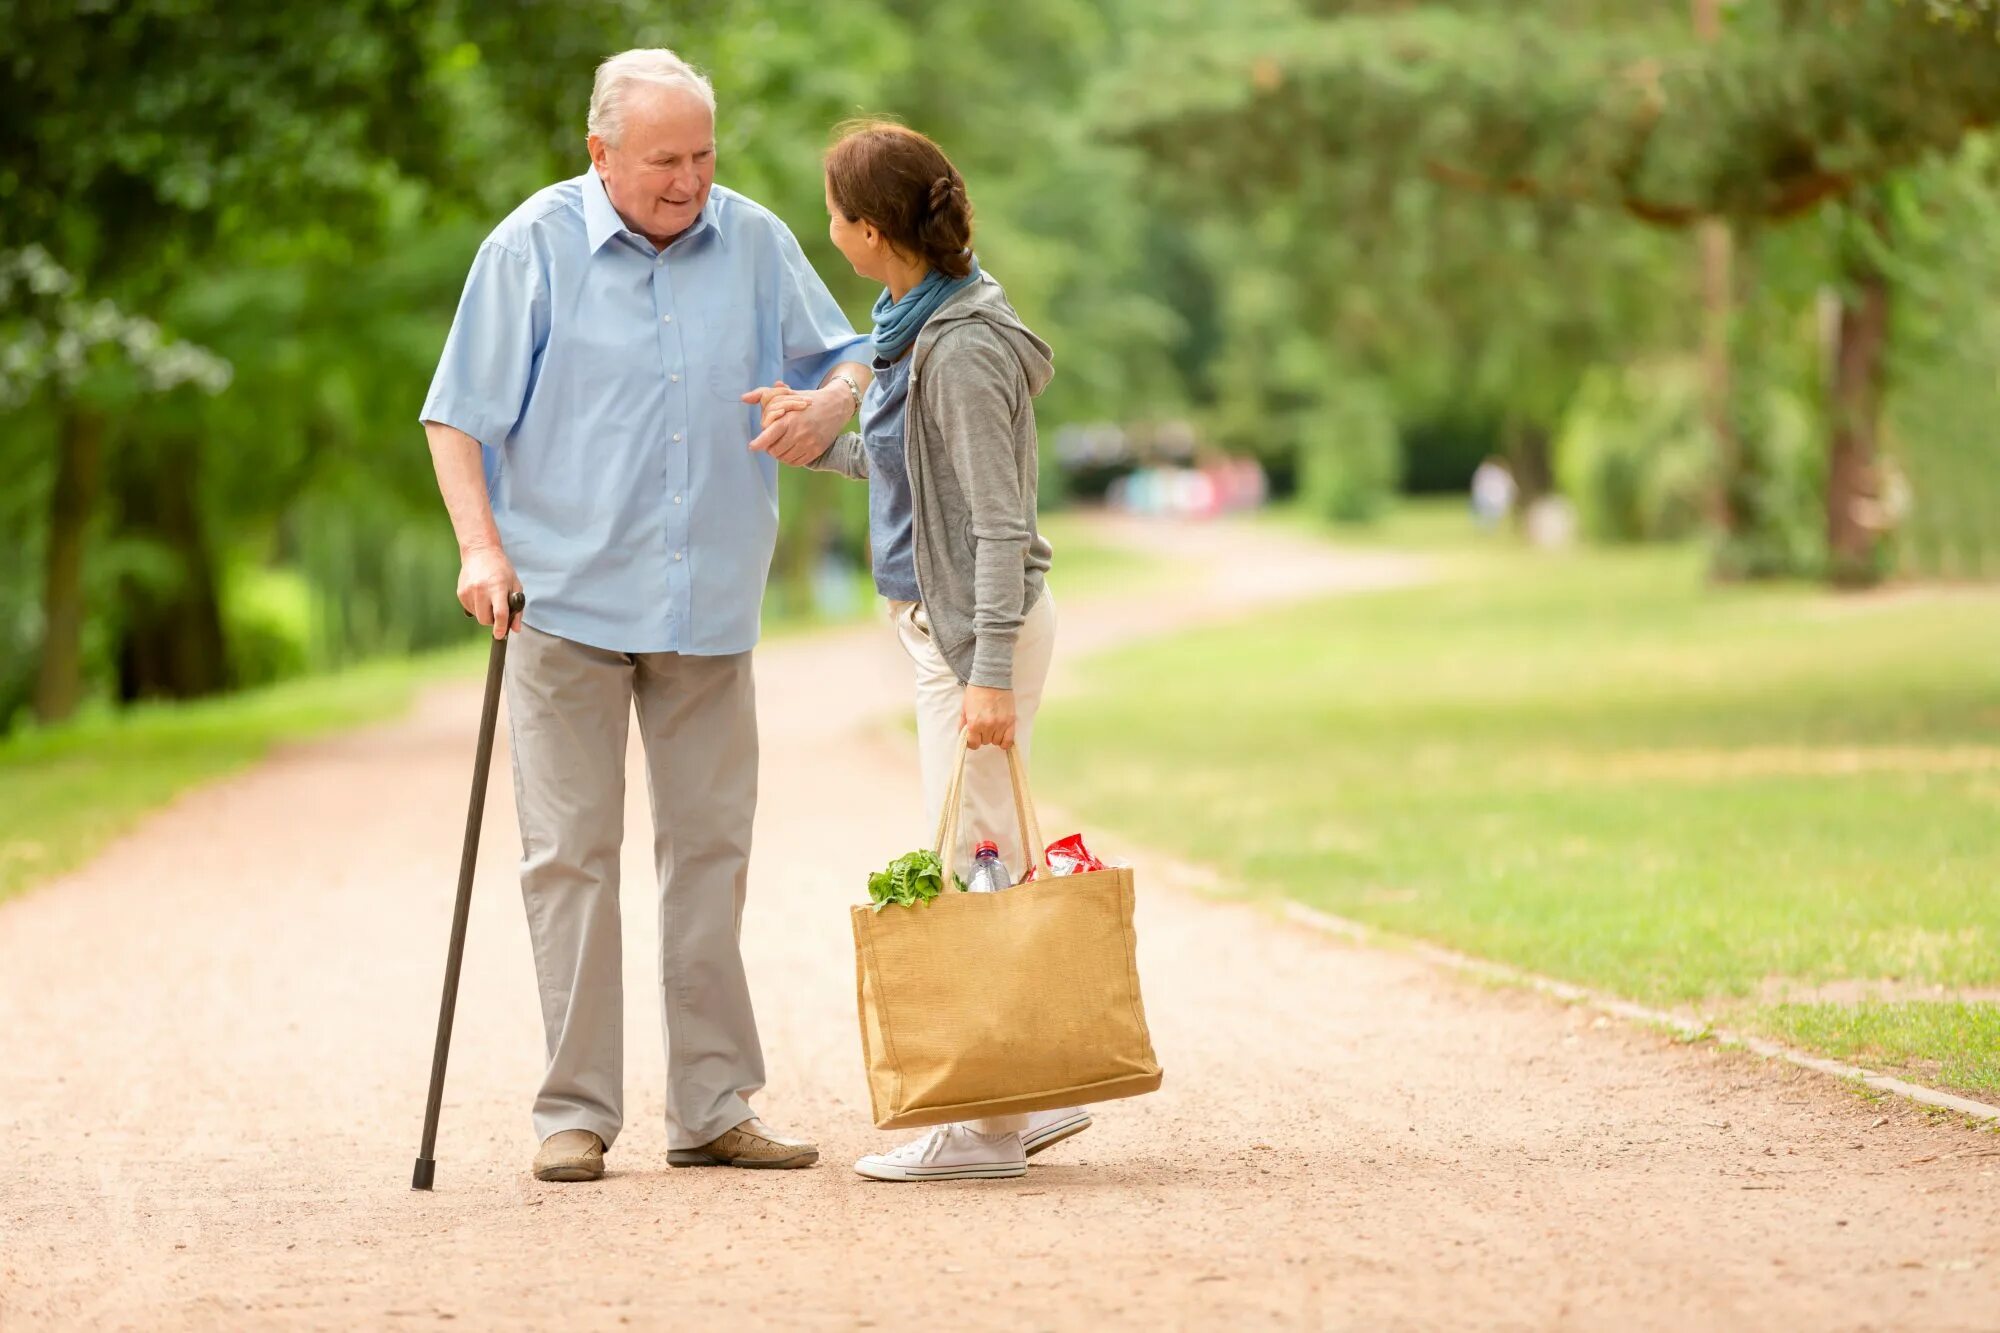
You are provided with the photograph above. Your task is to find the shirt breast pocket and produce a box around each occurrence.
[700,299,763,387]
[700,329,762,448]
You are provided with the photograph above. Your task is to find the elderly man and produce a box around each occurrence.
[420,48,869,1182]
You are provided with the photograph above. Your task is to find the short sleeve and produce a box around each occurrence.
[419,241,547,447]
[774,223,869,387]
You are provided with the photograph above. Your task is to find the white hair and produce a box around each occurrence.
[587,49,716,144]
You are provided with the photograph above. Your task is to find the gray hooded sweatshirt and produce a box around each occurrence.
[810,273,1055,689]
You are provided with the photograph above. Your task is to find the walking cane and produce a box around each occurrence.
[412,589,525,1191]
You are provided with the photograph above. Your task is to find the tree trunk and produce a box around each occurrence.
[1826,215,1892,588]
[1697,220,1742,536]
[1505,420,1554,507]
[1691,0,1742,540]
[32,406,105,724]
[113,436,230,702]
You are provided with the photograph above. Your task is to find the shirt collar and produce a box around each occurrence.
[583,167,724,254]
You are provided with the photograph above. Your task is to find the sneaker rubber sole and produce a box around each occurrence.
[1022,1110,1093,1159]
[853,1158,1028,1182]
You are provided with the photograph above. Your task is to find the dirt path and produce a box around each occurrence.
[2,516,1995,1331]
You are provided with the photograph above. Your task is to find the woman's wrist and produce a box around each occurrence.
[830,372,862,413]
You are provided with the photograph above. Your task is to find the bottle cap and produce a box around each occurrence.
[974,840,999,857]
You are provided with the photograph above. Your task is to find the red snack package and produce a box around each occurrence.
[1045,833,1105,877]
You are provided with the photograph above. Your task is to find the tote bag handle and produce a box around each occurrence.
[932,732,1052,881]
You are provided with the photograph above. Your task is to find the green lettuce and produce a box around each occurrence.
[867,848,969,911]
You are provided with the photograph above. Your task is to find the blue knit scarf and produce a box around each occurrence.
[870,256,981,363]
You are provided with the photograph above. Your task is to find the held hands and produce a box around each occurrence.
[741,379,848,466]
[458,541,523,639]
[962,685,1017,750]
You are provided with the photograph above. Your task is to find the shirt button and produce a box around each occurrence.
[671,374,680,383]
[674,552,684,562]
[673,432,682,442]
[662,314,673,324]
[674,494,683,504]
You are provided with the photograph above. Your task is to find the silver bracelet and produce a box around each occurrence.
[833,372,862,413]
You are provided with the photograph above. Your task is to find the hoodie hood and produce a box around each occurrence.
[914,271,1055,398]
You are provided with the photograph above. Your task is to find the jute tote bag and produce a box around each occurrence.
[851,737,1163,1129]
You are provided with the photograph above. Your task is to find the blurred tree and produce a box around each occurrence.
[0,0,450,715]
[1877,135,2000,577]
[2,0,1207,733]
[1114,0,2000,574]
[0,246,232,720]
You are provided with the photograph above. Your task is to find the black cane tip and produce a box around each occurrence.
[412,1157,436,1191]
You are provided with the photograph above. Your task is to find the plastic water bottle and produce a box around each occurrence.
[968,840,1010,893]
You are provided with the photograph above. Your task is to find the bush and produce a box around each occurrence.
[1711,382,1826,581]
[1555,363,1712,542]
[289,494,466,668]
[1297,382,1402,524]
[222,562,312,689]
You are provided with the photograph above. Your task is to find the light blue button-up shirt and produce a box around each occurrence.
[421,168,867,654]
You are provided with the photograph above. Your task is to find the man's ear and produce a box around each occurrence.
[586,134,610,173]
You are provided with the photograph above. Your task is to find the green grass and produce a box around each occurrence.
[1266,494,1507,554]
[0,646,484,904]
[1749,1002,2000,1095]
[1035,508,2000,1097]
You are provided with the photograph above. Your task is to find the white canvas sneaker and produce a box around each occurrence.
[1020,1107,1092,1158]
[854,1124,1028,1182]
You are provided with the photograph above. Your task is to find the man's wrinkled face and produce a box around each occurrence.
[588,87,715,247]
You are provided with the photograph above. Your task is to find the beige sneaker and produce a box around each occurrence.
[532,1129,606,1182]
[667,1117,819,1170]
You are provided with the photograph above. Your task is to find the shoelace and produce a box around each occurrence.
[885,1127,951,1164]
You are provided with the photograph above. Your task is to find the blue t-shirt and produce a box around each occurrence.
[861,353,921,601]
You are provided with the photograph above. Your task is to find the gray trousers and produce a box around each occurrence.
[504,625,764,1151]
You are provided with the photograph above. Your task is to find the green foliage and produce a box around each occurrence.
[219,563,312,689]
[1711,376,1828,581]
[1877,136,2000,577]
[0,1,447,269]
[1296,381,1401,524]
[1556,363,1712,542]
[1112,0,2000,583]
[289,493,467,669]
[867,848,968,911]
[1117,2,2000,225]
[1118,4,1704,520]
[1,0,1203,730]
[10,0,2000,733]
[1905,0,2000,36]
[0,246,232,408]
[1709,222,1842,580]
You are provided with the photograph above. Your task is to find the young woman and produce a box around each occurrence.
[750,121,1090,1182]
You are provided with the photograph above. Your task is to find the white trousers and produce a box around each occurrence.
[889,591,1057,1135]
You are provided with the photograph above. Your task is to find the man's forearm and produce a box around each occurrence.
[424,421,504,555]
